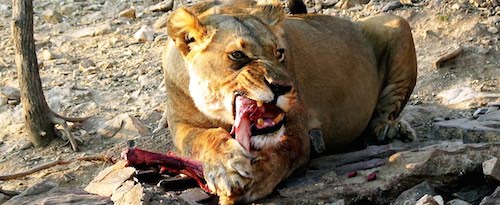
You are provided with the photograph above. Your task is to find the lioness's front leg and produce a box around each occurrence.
[172,124,254,197]
[358,14,418,143]
[221,112,310,204]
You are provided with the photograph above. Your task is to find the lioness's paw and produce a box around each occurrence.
[203,139,253,198]
[373,119,416,143]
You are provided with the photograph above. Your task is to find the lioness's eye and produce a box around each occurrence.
[276,48,285,62]
[229,51,248,61]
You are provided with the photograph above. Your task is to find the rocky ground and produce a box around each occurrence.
[0,0,499,204]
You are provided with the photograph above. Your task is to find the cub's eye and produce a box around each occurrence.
[276,48,285,62]
[229,51,248,61]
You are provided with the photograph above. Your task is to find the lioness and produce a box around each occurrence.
[162,0,417,204]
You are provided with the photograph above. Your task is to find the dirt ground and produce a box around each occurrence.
[0,0,499,204]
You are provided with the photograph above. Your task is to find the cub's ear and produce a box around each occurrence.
[167,8,207,56]
[251,2,284,26]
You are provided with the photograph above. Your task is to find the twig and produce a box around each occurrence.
[0,155,114,181]
[49,110,90,151]
[433,46,463,69]
[77,155,115,164]
[51,115,79,151]
[0,159,69,181]
[51,110,90,123]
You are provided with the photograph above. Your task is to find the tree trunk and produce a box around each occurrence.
[11,0,56,146]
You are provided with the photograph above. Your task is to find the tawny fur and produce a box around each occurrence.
[162,0,417,204]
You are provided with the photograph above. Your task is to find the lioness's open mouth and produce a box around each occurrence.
[230,95,286,151]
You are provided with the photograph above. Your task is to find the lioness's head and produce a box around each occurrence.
[167,0,297,150]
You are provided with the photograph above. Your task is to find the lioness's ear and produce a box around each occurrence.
[251,2,284,26]
[167,8,207,56]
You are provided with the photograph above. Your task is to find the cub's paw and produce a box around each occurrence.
[203,139,254,199]
[373,118,416,143]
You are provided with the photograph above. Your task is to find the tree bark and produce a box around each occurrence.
[11,0,56,146]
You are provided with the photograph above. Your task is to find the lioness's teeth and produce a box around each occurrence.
[273,113,284,124]
[257,118,264,126]
[256,100,263,107]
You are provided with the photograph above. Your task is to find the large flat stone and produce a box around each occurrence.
[433,116,500,143]
[96,113,149,140]
[483,158,500,181]
[5,180,111,205]
[71,23,113,38]
[85,161,136,197]
[267,142,500,204]
[112,181,146,205]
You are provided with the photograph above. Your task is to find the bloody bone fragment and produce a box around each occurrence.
[121,148,211,192]
[347,171,358,178]
[367,171,378,181]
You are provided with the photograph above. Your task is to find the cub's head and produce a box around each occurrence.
[167,0,297,150]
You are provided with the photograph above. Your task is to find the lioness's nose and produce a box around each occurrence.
[266,80,292,96]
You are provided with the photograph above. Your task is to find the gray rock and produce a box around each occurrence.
[415,194,440,205]
[484,16,500,25]
[0,193,10,204]
[433,118,500,143]
[7,99,19,105]
[60,4,80,15]
[328,199,345,205]
[479,186,499,205]
[5,180,112,205]
[478,110,500,121]
[0,96,7,106]
[153,13,169,31]
[437,86,500,108]
[81,11,106,24]
[0,86,20,101]
[72,23,113,38]
[39,49,57,60]
[0,4,9,12]
[487,27,498,34]
[482,157,500,181]
[179,188,211,203]
[41,9,63,24]
[138,74,155,88]
[79,59,99,74]
[140,109,163,126]
[154,34,169,42]
[447,199,472,205]
[381,2,403,12]
[79,59,96,70]
[96,113,149,140]
[451,3,463,10]
[434,195,445,205]
[134,26,155,42]
[274,142,500,205]
[119,8,136,19]
[455,184,497,204]
[110,180,145,205]
[393,181,436,205]
[146,0,174,12]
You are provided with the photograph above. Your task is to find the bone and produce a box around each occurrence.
[121,148,211,193]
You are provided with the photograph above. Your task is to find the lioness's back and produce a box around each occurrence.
[283,15,381,149]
